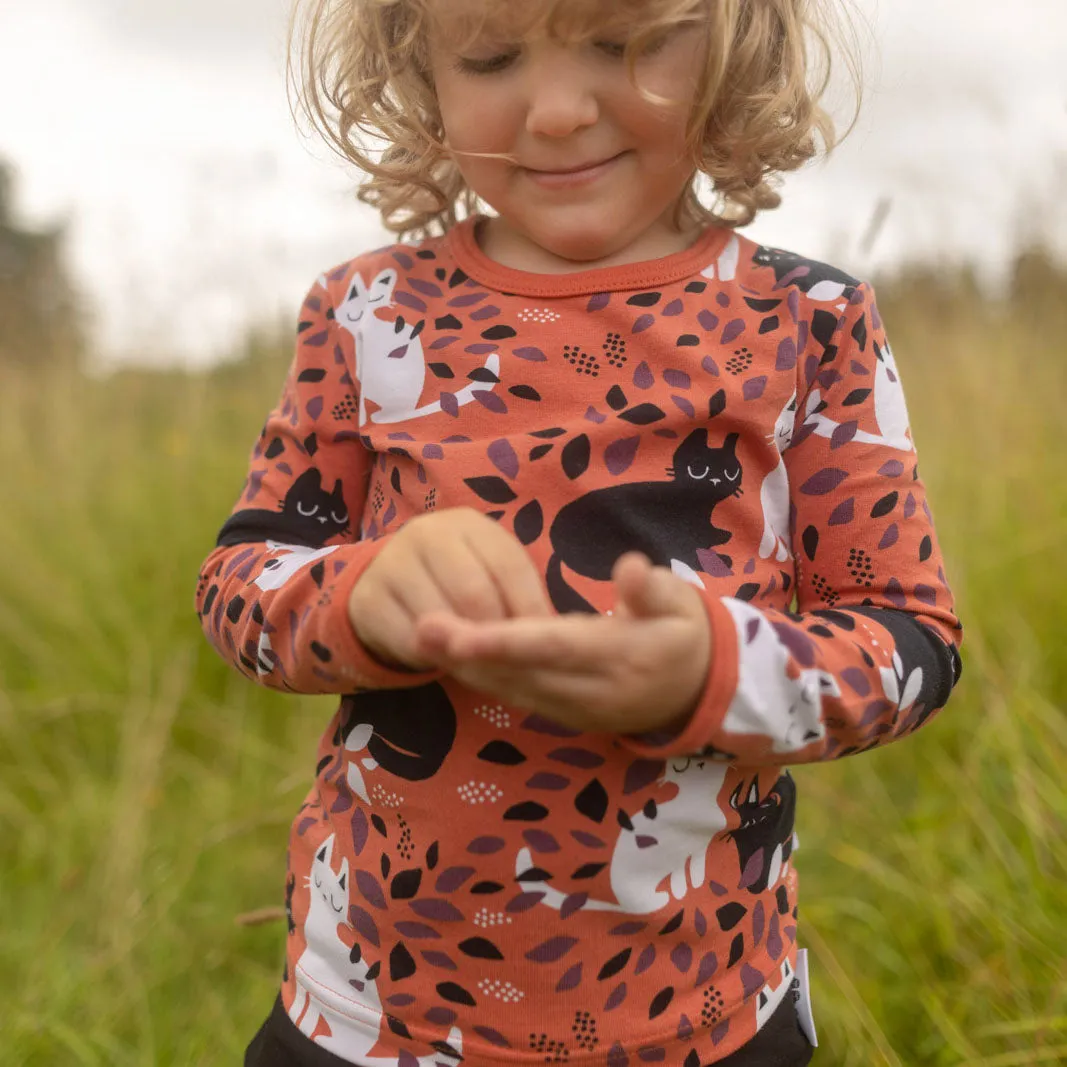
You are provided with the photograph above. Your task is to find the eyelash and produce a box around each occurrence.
[453,37,666,77]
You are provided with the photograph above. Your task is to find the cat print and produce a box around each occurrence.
[802,339,913,453]
[719,599,835,755]
[759,391,798,563]
[290,834,464,1065]
[755,955,796,1031]
[333,267,500,425]
[220,469,350,549]
[727,773,796,894]
[515,756,729,914]
[339,685,458,804]
[701,233,741,282]
[253,541,341,594]
[752,246,860,303]
[545,430,743,614]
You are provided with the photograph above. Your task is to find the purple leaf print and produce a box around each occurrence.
[350,807,368,855]
[588,293,610,311]
[800,468,849,495]
[526,772,570,790]
[394,292,426,313]
[355,870,387,910]
[663,368,691,389]
[388,345,410,360]
[330,784,352,813]
[633,361,655,389]
[434,866,476,892]
[741,964,766,999]
[622,759,663,794]
[663,299,684,316]
[609,921,647,936]
[828,497,855,526]
[440,391,459,418]
[698,309,719,331]
[571,830,607,848]
[671,396,696,418]
[523,830,561,853]
[506,891,546,913]
[831,421,858,449]
[556,963,583,991]
[349,905,380,947]
[306,397,324,420]
[473,389,507,414]
[634,944,656,975]
[381,499,396,527]
[879,523,900,549]
[604,983,628,1011]
[467,836,506,854]
[696,952,718,985]
[407,276,442,297]
[585,406,607,424]
[670,944,693,973]
[548,747,604,768]
[470,304,501,320]
[915,583,938,606]
[721,319,746,344]
[632,314,655,333]
[743,376,767,401]
[560,893,588,919]
[394,922,441,939]
[694,908,707,937]
[841,667,870,696]
[474,1027,511,1048]
[776,337,797,371]
[429,336,459,350]
[422,443,445,461]
[514,347,547,361]
[488,439,520,479]
[525,936,578,963]
[697,548,734,577]
[448,291,489,307]
[904,492,917,519]
[605,436,641,475]
[702,356,720,376]
[409,899,465,921]
[752,901,765,946]
[767,912,784,960]
[879,459,905,478]
[421,957,458,976]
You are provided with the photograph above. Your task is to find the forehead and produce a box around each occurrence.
[426,0,683,46]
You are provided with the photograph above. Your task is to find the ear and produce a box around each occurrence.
[338,859,349,893]
[317,833,335,865]
[723,432,740,452]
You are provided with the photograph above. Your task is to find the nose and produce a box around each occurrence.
[523,46,600,139]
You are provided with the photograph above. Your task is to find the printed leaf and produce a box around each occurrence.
[561,434,591,479]
[605,437,640,475]
[487,439,520,479]
[514,500,544,545]
[464,476,518,503]
[799,468,849,495]
[618,403,666,425]
[525,936,579,962]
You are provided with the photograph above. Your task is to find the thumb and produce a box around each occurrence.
[613,553,693,620]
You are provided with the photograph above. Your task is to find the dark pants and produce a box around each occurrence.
[246,993,812,1067]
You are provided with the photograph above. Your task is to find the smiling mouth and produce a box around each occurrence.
[526,152,624,175]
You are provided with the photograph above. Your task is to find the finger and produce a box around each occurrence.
[418,612,614,674]
[615,556,693,620]
[356,585,436,670]
[467,528,554,619]
[413,534,509,621]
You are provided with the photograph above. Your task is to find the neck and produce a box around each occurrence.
[477,207,707,275]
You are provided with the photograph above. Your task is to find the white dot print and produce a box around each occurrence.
[473,906,514,929]
[517,307,561,325]
[477,977,525,1003]
[370,784,404,808]
[457,779,504,804]
[473,703,510,728]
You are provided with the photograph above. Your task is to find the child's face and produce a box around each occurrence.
[426,1,709,264]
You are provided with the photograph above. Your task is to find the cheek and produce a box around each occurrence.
[436,81,515,155]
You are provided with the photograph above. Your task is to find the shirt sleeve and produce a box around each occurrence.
[194,272,444,694]
[619,281,963,764]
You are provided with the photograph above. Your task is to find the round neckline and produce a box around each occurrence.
[447,214,730,298]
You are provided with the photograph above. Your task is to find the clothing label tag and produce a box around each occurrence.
[791,948,818,1047]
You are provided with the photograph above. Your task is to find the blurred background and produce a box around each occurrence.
[1,1,1065,1064]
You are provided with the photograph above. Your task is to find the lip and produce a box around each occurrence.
[523,152,626,188]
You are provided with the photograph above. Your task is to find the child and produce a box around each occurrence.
[196,0,964,1063]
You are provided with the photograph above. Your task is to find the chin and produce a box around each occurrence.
[526,215,632,265]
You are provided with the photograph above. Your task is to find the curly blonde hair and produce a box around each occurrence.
[289,0,859,239]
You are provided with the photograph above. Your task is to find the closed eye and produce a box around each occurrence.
[297,502,320,517]
[725,468,741,482]
[687,465,709,479]
[331,509,349,524]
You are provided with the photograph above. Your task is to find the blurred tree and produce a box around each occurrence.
[0,161,86,369]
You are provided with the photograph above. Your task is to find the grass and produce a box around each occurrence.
[1,258,1064,1065]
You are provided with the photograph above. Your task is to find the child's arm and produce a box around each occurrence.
[619,281,963,765]
[194,274,445,695]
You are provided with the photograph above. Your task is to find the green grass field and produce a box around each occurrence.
[1,259,1064,1065]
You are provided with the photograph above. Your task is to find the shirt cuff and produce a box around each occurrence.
[617,589,739,758]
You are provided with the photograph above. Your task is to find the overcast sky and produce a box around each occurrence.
[2,0,1065,368]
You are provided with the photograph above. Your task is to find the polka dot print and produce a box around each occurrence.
[370,783,404,808]
[473,703,510,728]
[478,977,524,1002]
[473,906,514,929]
[518,307,562,324]
[457,780,505,804]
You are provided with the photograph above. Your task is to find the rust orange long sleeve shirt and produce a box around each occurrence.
[196,217,962,1066]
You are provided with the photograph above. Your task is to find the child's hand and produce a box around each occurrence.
[414,553,712,736]
[348,507,553,671]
